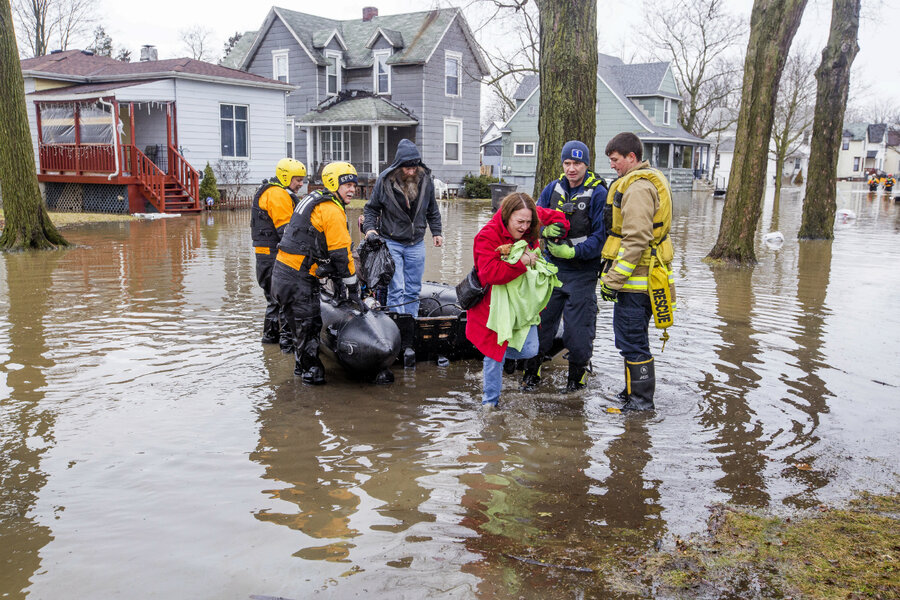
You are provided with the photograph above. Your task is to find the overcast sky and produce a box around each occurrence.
[95,0,898,113]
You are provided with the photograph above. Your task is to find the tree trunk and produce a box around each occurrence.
[706,0,807,264]
[0,0,68,250]
[798,0,860,240]
[532,0,597,199]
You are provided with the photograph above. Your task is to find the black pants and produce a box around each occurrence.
[271,261,322,369]
[255,252,280,324]
[536,269,599,366]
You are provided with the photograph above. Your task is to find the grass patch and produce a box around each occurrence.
[617,492,900,599]
[0,210,136,228]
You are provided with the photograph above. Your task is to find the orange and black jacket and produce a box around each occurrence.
[251,179,294,253]
[276,189,355,280]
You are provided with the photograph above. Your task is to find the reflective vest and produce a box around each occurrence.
[548,172,606,244]
[277,189,344,272]
[251,179,286,249]
[601,167,674,292]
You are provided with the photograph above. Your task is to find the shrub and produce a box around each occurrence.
[462,173,498,199]
[793,170,804,185]
[199,162,220,203]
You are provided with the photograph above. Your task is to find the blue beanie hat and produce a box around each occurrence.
[561,140,590,165]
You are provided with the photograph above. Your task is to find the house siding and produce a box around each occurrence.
[659,69,679,96]
[420,17,482,184]
[245,17,317,165]
[173,79,286,183]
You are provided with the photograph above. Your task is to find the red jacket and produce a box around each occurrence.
[465,207,569,361]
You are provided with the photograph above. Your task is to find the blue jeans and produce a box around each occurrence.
[385,239,426,316]
[482,325,539,405]
[613,292,652,362]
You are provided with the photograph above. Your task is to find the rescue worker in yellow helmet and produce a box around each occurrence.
[600,132,674,411]
[270,162,362,385]
[251,158,306,351]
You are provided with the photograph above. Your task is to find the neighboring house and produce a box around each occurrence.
[21,48,292,213]
[480,120,504,176]
[496,54,710,193]
[711,132,809,189]
[836,122,900,179]
[229,6,489,190]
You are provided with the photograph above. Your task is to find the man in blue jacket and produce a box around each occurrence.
[522,140,608,392]
[363,139,443,316]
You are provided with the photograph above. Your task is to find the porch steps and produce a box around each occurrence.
[162,181,201,213]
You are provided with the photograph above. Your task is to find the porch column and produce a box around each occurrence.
[36,104,44,173]
[370,124,379,176]
[129,103,136,174]
[74,103,81,174]
[306,127,313,178]
[668,143,674,169]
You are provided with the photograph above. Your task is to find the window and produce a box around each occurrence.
[272,50,288,83]
[514,142,535,156]
[320,127,350,162]
[842,139,850,150]
[220,104,248,158]
[286,119,294,158]
[443,118,462,164]
[853,157,860,171]
[663,98,671,125]
[373,50,391,94]
[445,51,461,96]
[794,158,801,169]
[325,50,342,95]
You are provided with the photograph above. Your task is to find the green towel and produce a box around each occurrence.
[487,240,562,350]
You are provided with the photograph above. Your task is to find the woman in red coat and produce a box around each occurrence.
[465,192,569,407]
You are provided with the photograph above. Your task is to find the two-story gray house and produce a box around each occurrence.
[229,6,489,191]
[492,54,710,192]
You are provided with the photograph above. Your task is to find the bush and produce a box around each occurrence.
[199,162,220,203]
[793,170,804,185]
[462,173,498,199]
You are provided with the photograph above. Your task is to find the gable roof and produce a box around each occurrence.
[868,123,887,143]
[513,75,538,101]
[22,49,291,90]
[239,7,489,75]
[219,31,257,69]
[295,90,417,126]
[611,61,673,96]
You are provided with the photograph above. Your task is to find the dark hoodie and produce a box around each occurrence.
[363,139,442,244]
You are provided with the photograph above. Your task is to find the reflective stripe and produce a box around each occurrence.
[614,263,635,277]
[622,276,648,290]
[569,236,587,244]
[342,275,358,285]
[255,246,271,255]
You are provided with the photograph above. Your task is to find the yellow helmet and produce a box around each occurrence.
[275,158,307,187]
[321,161,358,193]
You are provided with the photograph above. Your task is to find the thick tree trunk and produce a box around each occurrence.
[532,0,597,199]
[0,0,68,250]
[799,0,860,240]
[706,0,807,264]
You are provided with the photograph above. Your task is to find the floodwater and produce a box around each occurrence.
[1,183,898,599]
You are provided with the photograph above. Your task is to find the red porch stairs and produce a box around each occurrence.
[126,144,202,214]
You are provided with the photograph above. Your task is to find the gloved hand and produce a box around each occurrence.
[600,281,619,303]
[547,240,575,259]
[347,282,368,313]
[541,223,564,239]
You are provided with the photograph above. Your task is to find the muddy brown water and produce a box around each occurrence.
[1,183,898,599]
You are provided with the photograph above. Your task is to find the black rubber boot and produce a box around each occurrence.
[521,356,542,391]
[278,320,294,354]
[615,360,628,402]
[565,362,588,392]
[261,318,279,344]
[621,358,655,411]
[295,355,326,385]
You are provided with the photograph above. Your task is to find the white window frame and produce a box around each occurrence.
[220,103,249,159]
[663,98,671,125]
[286,117,294,158]
[443,118,463,165]
[272,49,289,83]
[514,142,535,156]
[853,156,860,172]
[325,50,342,96]
[373,49,391,95]
[444,51,461,97]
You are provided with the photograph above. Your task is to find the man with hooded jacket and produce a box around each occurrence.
[363,139,443,316]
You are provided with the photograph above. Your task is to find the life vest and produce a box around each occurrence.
[251,179,287,249]
[548,172,606,244]
[277,189,344,272]
[601,167,674,290]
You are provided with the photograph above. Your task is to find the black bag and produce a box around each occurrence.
[455,266,487,310]
[356,235,395,289]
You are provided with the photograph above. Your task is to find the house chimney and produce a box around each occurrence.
[362,6,378,21]
[140,45,158,62]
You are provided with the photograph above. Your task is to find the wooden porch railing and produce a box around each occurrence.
[125,144,165,212]
[39,143,116,174]
[168,145,200,207]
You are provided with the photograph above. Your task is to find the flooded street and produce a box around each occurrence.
[1,183,898,599]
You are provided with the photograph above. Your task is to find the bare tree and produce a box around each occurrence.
[0,0,68,249]
[11,0,94,57]
[645,0,747,138]
[533,0,597,198]
[85,24,111,56]
[706,0,807,264]
[214,159,251,201]
[180,25,213,61]
[799,0,861,240]
[770,48,817,207]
